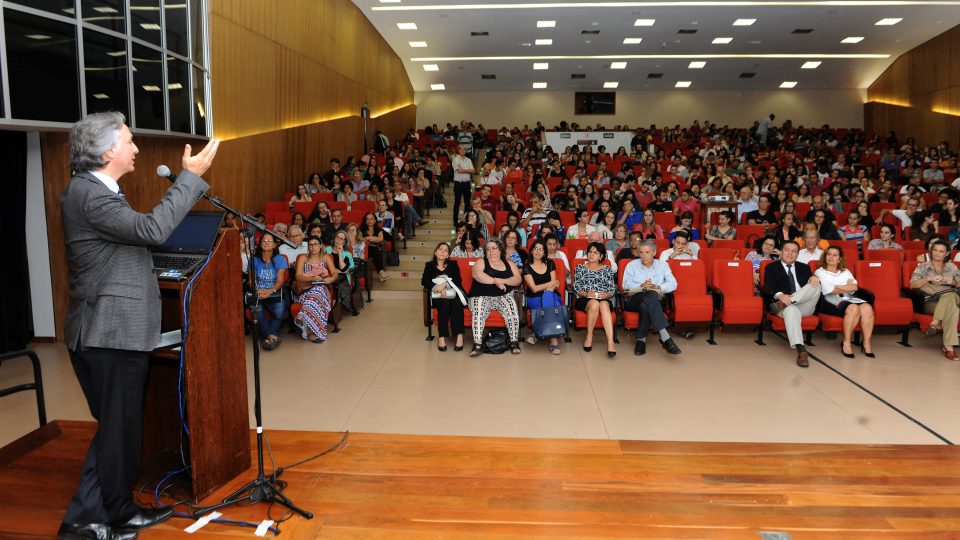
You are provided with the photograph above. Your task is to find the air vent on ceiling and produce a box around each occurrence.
[739,72,756,78]
[481,74,496,79]
[470,31,489,37]
[647,73,663,78]
[581,30,600,35]
[677,29,698,34]
[571,73,586,79]
[792,28,814,34]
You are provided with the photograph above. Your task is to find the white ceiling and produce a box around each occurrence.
[352,0,960,92]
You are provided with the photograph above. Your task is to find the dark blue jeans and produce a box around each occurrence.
[255,294,287,338]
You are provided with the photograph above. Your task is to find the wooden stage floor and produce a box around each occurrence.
[2,421,959,539]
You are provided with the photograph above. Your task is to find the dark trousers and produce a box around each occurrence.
[368,244,385,272]
[623,291,668,339]
[452,181,472,225]
[64,347,149,525]
[434,298,465,337]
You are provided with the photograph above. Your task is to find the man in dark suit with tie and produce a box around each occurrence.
[761,240,822,367]
[59,112,219,540]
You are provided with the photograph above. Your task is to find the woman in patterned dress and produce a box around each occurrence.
[293,237,339,343]
[573,242,617,357]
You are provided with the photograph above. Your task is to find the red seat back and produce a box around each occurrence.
[667,260,707,296]
[856,260,901,299]
[829,240,861,260]
[712,260,755,298]
[700,248,737,285]
[454,257,480,293]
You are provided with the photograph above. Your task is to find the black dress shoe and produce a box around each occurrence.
[58,522,138,540]
[112,506,174,531]
[660,338,682,354]
[634,341,646,356]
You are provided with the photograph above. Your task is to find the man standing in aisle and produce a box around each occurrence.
[59,112,219,540]
[451,144,475,225]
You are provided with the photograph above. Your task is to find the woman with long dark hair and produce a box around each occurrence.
[422,242,466,351]
[293,237,339,343]
[816,246,875,357]
[252,234,289,350]
[360,212,391,281]
[573,242,617,356]
[523,240,562,354]
[468,238,523,356]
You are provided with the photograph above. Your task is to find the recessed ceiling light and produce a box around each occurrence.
[423,64,439,71]
[93,6,118,13]
[610,61,627,69]
[535,38,553,45]
[106,50,126,57]
[397,22,417,29]
[139,23,161,30]
[841,36,864,43]
[733,18,756,25]
[532,82,547,89]
[167,83,183,90]
[688,61,706,68]
[142,85,161,92]
[603,81,619,88]
[780,81,798,88]
[712,37,733,44]
[623,38,643,44]
[93,93,110,99]
[378,0,400,3]
[533,62,549,69]
[675,81,692,88]
[801,61,821,69]
[634,19,656,26]
[25,34,51,40]
[409,41,428,47]
[876,17,902,25]
[537,20,555,28]
[430,83,445,90]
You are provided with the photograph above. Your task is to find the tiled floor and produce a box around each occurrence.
[3,291,959,448]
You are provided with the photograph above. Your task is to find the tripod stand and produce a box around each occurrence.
[192,195,313,520]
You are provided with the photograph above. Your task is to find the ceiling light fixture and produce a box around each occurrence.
[875,17,902,25]
[139,23,161,30]
[93,93,110,99]
[409,41,428,47]
[634,18,656,26]
[623,37,643,44]
[733,18,756,25]
[610,61,627,69]
[841,36,864,43]
[375,1,960,11]
[378,0,401,3]
[533,62,549,69]
[397,22,418,29]
[604,81,619,88]
[142,85,161,92]
[675,81,692,88]
[410,53,890,61]
[25,34,52,40]
[801,61,821,68]
[93,6,119,12]
[535,38,553,45]
[533,82,548,88]
[431,83,445,90]
[780,81,798,88]
[688,60,706,68]
[712,37,733,44]
[423,64,439,71]
[537,20,556,27]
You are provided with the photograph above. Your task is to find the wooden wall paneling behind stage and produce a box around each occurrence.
[866,24,960,147]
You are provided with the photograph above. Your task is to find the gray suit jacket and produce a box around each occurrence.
[60,170,210,352]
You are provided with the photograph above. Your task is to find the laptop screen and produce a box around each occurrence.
[152,211,225,254]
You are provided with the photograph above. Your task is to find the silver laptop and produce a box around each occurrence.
[151,211,225,281]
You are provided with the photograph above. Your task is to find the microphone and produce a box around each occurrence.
[156,164,177,183]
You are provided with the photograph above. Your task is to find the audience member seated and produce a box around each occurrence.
[521,193,549,235]
[468,238,523,357]
[910,239,960,360]
[771,212,801,249]
[647,190,673,213]
[359,212,391,282]
[617,199,643,230]
[797,228,823,264]
[504,211,527,244]
[622,240,681,356]
[279,225,307,262]
[704,210,737,245]
[573,242,618,356]
[909,210,940,242]
[289,184,312,209]
[761,241,821,367]
[463,209,490,241]
[337,183,358,208]
[915,234,947,262]
[736,185,759,220]
[815,246,875,357]
[502,229,528,268]
[471,196,496,229]
[575,232,619,271]
[867,223,903,250]
[668,211,700,241]
[746,194,777,227]
[672,189,700,215]
[292,237,338,343]
[451,231,484,258]
[605,224,629,256]
[810,209,841,241]
[422,242,466,351]
[745,235,780,284]
[327,229,361,315]
[879,196,921,229]
[375,199,399,241]
[291,212,306,230]
[838,210,870,251]
[566,209,596,239]
[659,230,699,261]
[252,234,289,350]
[636,209,665,239]
[321,209,348,245]
[523,240,563,355]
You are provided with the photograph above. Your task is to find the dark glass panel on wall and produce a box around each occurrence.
[81,0,125,33]
[130,0,161,46]
[4,9,80,122]
[168,57,190,133]
[192,66,206,136]
[189,0,204,63]
[83,29,128,117]
[8,1,76,17]
[131,44,164,129]
[165,1,188,56]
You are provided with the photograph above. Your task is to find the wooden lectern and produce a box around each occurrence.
[144,228,251,501]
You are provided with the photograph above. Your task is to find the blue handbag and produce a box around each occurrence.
[532,290,569,339]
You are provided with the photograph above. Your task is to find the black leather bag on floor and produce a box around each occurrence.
[482,328,509,354]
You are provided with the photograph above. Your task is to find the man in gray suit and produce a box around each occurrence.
[59,112,219,540]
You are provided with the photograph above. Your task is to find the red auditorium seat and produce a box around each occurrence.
[709,260,763,344]
[855,260,913,344]
[864,248,904,268]
[666,260,714,332]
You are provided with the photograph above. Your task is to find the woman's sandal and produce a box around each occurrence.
[510,341,522,355]
[470,345,483,357]
[549,344,561,355]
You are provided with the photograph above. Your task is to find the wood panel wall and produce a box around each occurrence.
[866,24,960,146]
[210,0,414,141]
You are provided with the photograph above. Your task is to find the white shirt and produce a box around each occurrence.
[658,243,700,262]
[814,267,858,306]
[279,242,308,263]
[566,223,596,239]
[891,209,914,228]
[796,248,822,265]
[452,155,474,183]
[757,116,774,135]
[575,250,618,273]
[90,170,120,194]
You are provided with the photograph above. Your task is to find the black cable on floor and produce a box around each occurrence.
[771,330,954,445]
